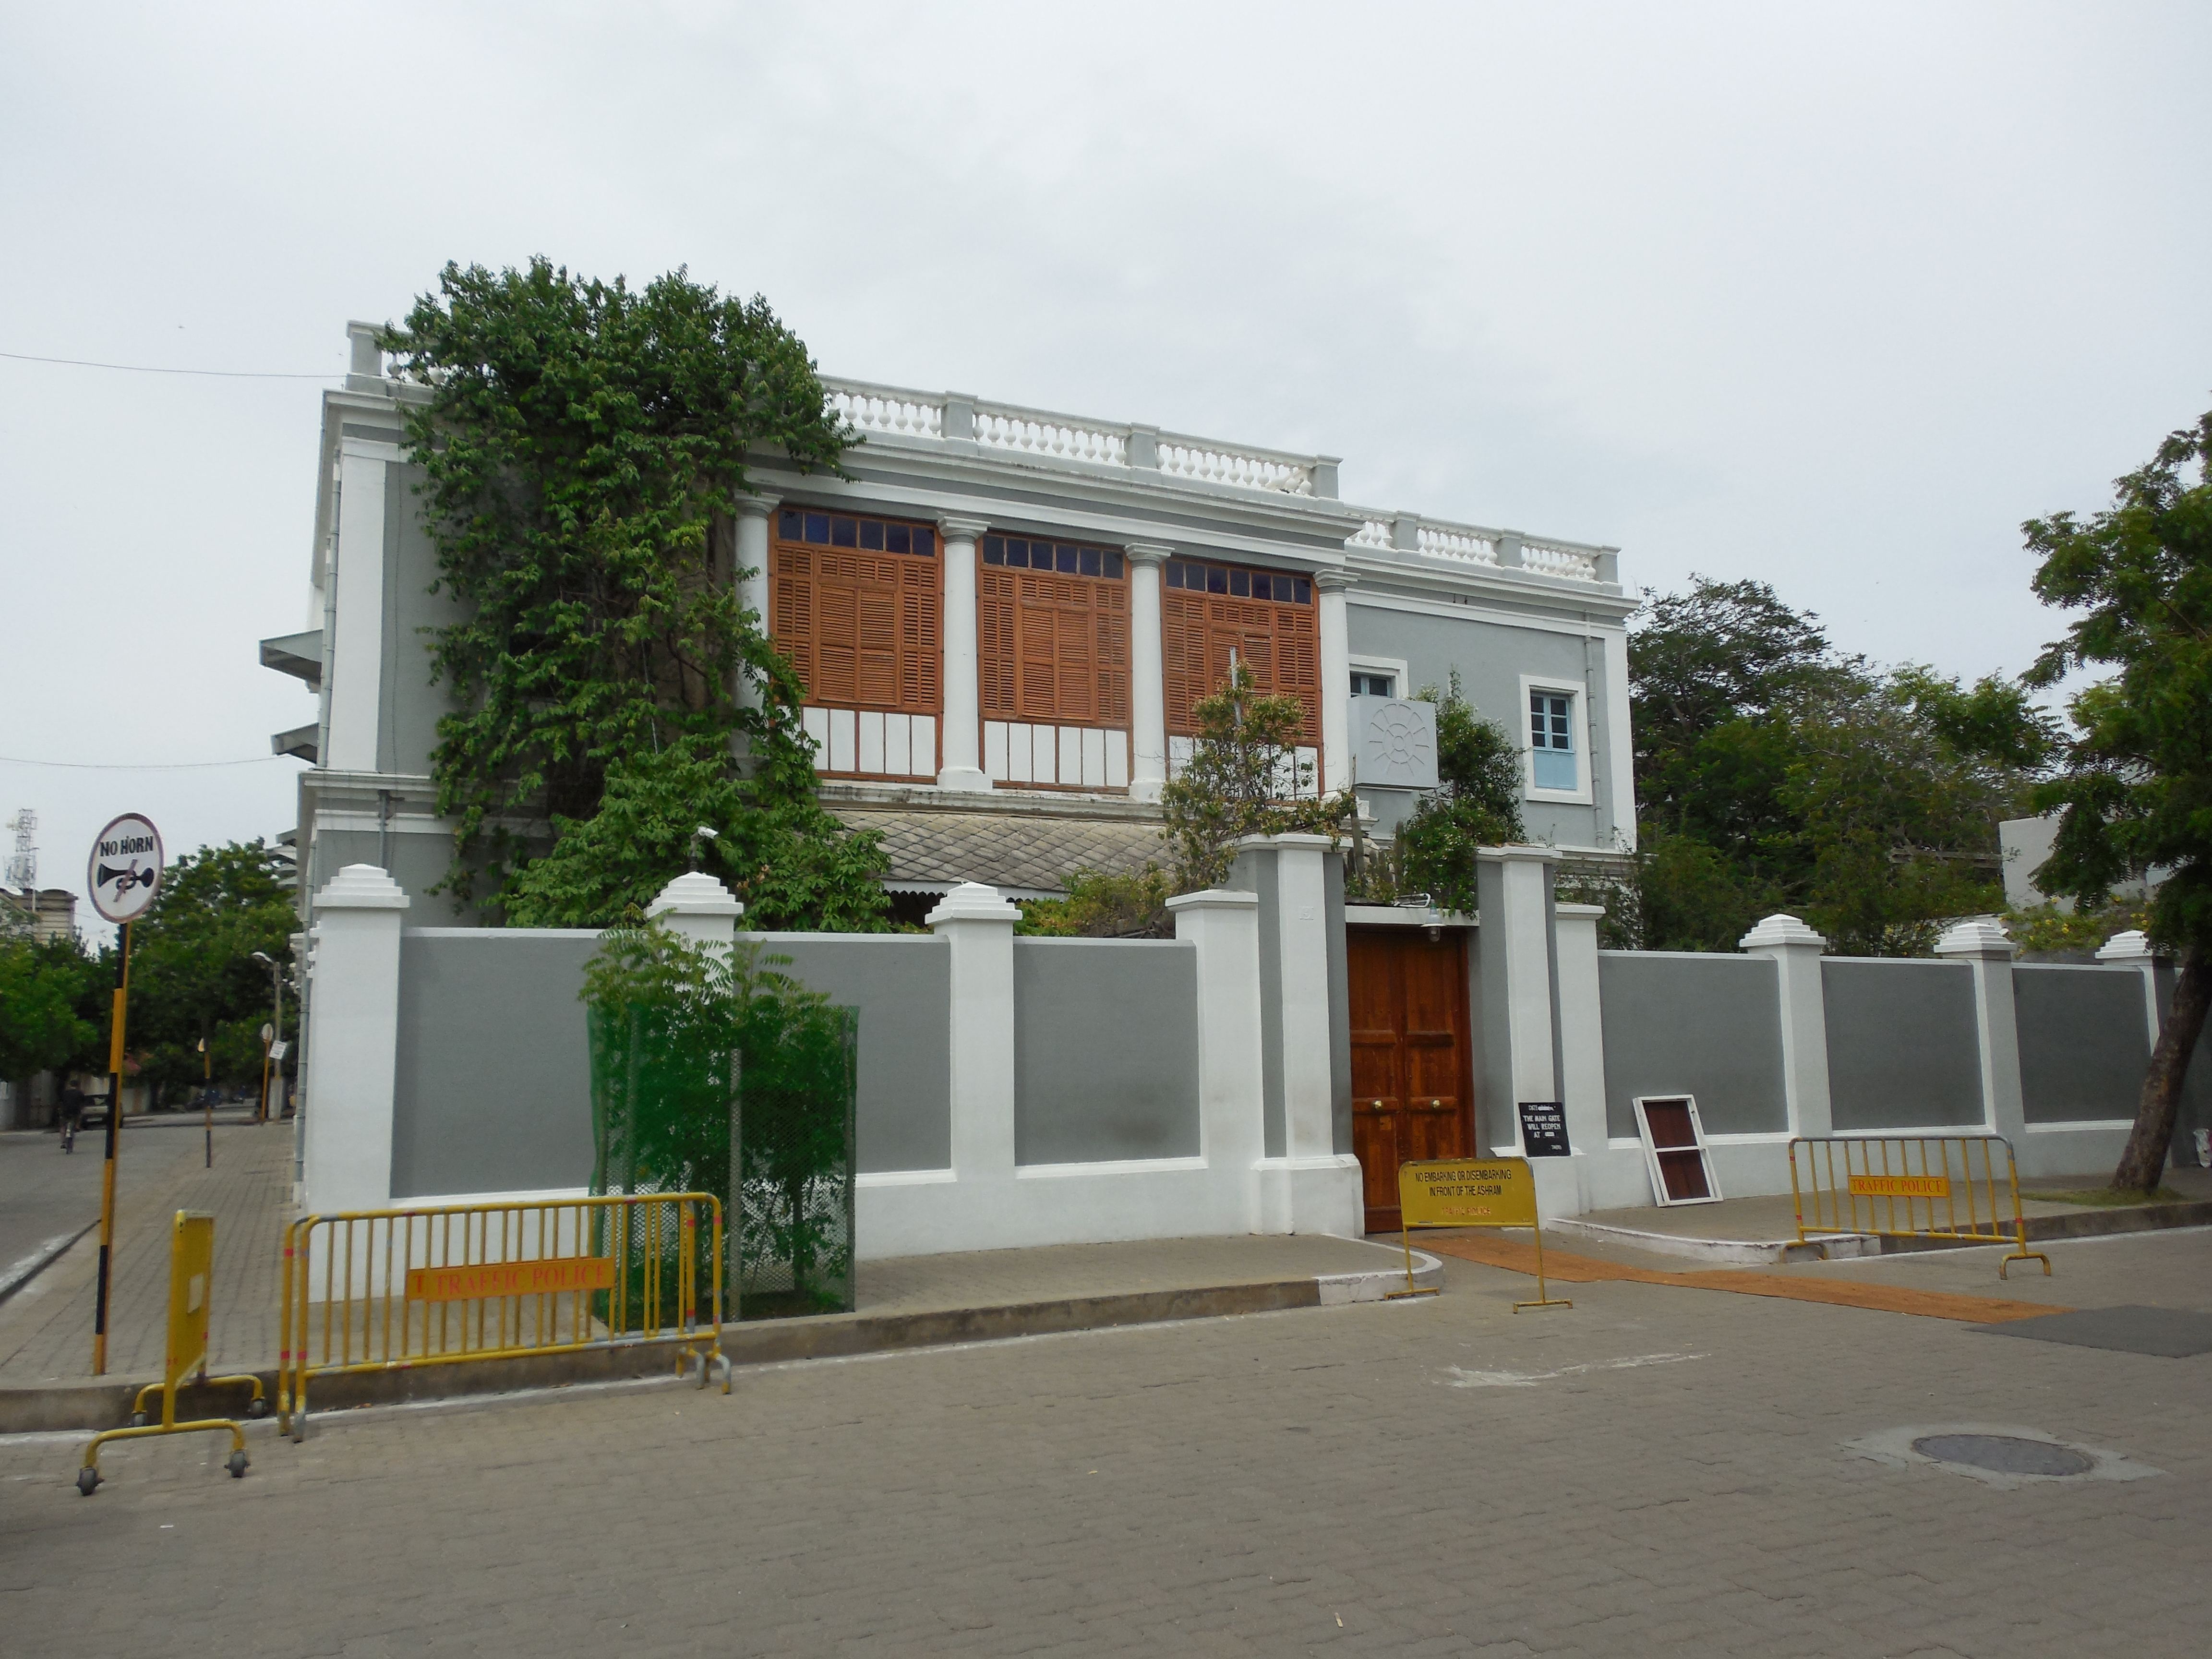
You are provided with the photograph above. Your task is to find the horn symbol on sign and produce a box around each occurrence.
[98,864,156,892]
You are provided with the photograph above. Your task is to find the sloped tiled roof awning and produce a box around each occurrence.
[828,808,1167,898]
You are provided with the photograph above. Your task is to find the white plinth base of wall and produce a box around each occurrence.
[857,1154,1364,1261]
[2017,1120,2135,1180]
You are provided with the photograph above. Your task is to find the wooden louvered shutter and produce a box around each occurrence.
[774,549,816,697]
[977,569,1014,716]
[1097,584,1129,724]
[1163,591,1202,734]
[905,561,941,710]
[1273,602,1320,742]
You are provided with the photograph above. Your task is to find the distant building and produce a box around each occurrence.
[265,322,1639,919]
[0,887,77,943]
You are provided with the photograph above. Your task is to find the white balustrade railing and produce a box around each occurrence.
[1347,518,1395,550]
[973,404,1127,467]
[1416,523,1499,565]
[1155,435,1315,496]
[828,383,945,440]
[1520,540,1600,580]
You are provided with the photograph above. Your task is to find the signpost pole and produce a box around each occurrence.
[92,919,132,1376]
[199,1036,213,1168]
[257,1025,273,1127]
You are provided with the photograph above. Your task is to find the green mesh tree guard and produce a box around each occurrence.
[585,926,856,1324]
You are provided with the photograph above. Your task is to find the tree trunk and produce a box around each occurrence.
[2113,941,2211,1192]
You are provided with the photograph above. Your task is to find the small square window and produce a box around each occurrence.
[1206,566,1228,595]
[1056,544,1079,574]
[914,528,935,556]
[1351,673,1395,697]
[1294,578,1311,604]
[830,516,858,547]
[780,509,800,539]
[982,535,1004,565]
[1079,547,1101,577]
[804,513,830,544]
[1105,551,1124,579]
[887,524,912,555]
[1229,568,1250,597]
[1005,539,1028,568]
[859,519,885,551]
[1166,562,1186,589]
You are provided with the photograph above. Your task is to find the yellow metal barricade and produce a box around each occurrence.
[1396,1155,1573,1312]
[78,1211,265,1495]
[278,1192,729,1438]
[1789,1135,2051,1279]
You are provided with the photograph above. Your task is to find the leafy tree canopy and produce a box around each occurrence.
[2022,408,2212,1189]
[0,935,100,1083]
[1390,672,1527,914]
[1600,576,2056,955]
[383,259,891,930]
[1159,663,1350,893]
[122,840,299,1098]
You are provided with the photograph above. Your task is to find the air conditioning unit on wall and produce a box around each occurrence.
[1351,696,1438,789]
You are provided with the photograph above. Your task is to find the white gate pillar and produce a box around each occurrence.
[647,871,744,961]
[1935,917,2026,1142]
[1740,914,1833,1140]
[1169,887,1266,1231]
[1552,900,1610,1213]
[301,865,409,1214]
[929,882,1019,1180]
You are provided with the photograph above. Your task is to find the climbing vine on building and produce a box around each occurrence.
[382,259,893,929]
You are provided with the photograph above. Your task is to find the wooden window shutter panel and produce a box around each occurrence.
[977,570,1014,716]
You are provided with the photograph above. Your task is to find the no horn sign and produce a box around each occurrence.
[89,813,163,924]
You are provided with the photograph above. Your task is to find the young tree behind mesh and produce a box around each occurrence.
[1160,662,1350,892]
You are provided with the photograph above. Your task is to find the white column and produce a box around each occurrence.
[325,438,397,772]
[1169,887,1266,1231]
[1740,914,1833,1140]
[936,516,992,792]
[1126,543,1170,803]
[927,882,1019,1179]
[1315,571,1353,794]
[1935,917,2026,1142]
[647,871,744,962]
[301,865,409,1214]
[1553,901,1610,1211]
[732,494,780,717]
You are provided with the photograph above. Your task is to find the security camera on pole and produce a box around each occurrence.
[87,813,163,1377]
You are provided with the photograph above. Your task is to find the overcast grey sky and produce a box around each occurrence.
[4,1,2208,934]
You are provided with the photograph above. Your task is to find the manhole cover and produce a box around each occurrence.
[1910,1434,2093,1477]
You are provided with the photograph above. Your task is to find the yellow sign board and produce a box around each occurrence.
[1847,1174,1950,1199]
[165,1212,217,1385]
[405,1258,618,1302]
[1393,1155,1568,1312]
[1398,1159,1540,1229]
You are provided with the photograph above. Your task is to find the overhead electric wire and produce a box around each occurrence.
[0,349,330,380]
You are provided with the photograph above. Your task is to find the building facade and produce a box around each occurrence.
[265,323,1637,916]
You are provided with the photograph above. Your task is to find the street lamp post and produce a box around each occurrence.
[251,950,284,1125]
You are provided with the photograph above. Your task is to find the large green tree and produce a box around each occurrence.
[121,841,299,1102]
[382,259,892,930]
[1613,577,2054,954]
[0,935,100,1092]
[1393,671,1526,915]
[2024,409,2212,1192]
[1159,662,1351,893]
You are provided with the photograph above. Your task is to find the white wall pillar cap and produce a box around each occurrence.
[1934,917,2016,960]
[1314,569,1355,592]
[937,515,991,540]
[926,881,1021,926]
[1553,902,1608,921]
[1231,831,1337,853]
[1166,888,1261,913]
[733,492,782,520]
[1124,542,1173,565]
[1474,844,1562,867]
[646,871,745,920]
[1739,913,1827,951]
[315,864,411,911]
[2096,929,2158,962]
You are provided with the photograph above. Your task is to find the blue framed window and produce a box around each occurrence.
[1530,690,1576,791]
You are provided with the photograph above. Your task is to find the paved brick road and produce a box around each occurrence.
[2,1228,2206,1657]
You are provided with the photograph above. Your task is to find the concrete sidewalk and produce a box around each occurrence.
[1558,1164,2212,1262]
[0,1126,1439,1430]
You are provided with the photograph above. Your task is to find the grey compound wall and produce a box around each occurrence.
[1821,959,1984,1131]
[1011,938,1200,1165]
[1597,952,1788,1140]
[2014,965,2152,1126]
[391,929,602,1199]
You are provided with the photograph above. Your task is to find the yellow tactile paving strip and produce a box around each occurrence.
[1422,1231,2069,1322]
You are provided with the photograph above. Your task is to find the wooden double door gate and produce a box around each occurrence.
[1348,927,1478,1234]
